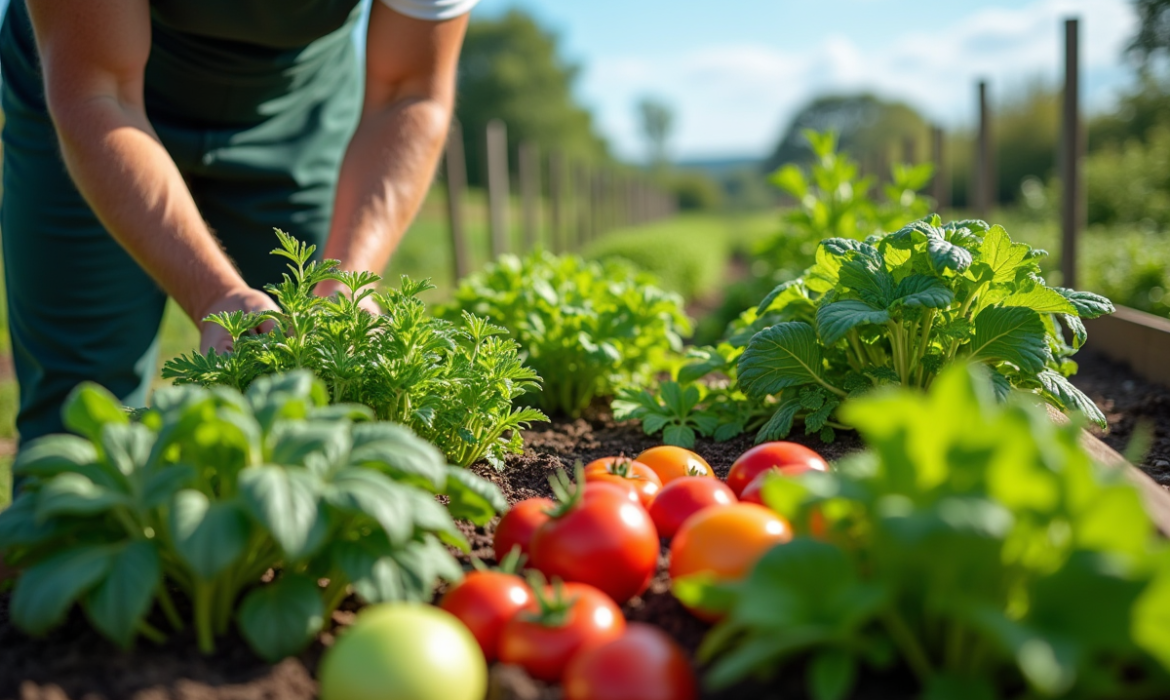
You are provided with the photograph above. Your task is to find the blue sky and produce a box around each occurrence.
[1,0,1140,161]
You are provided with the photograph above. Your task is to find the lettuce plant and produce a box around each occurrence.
[163,231,545,468]
[0,371,505,660]
[678,364,1170,700]
[444,251,692,417]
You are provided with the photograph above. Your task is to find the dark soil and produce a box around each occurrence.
[2,352,1166,700]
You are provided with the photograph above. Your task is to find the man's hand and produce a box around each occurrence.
[198,287,280,354]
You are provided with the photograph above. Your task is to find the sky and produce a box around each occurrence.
[0,0,1142,162]
[471,0,1141,162]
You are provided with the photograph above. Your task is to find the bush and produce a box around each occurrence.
[583,219,729,301]
[1084,125,1170,228]
[669,171,723,211]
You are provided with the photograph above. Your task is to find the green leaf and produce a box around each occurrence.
[100,423,156,477]
[36,473,132,521]
[922,676,997,700]
[1036,370,1107,428]
[325,467,414,546]
[13,436,100,478]
[756,393,802,443]
[266,420,351,472]
[1001,284,1077,315]
[738,323,825,400]
[85,540,160,648]
[1134,553,1170,672]
[0,493,64,548]
[969,306,1050,375]
[891,275,955,309]
[141,464,197,508]
[169,490,249,580]
[63,383,129,442]
[816,301,890,346]
[926,237,972,273]
[978,225,1030,283]
[664,424,696,448]
[443,467,506,526]
[12,545,114,635]
[238,574,324,662]
[403,489,467,551]
[809,649,855,700]
[349,423,447,491]
[1054,287,1115,319]
[239,466,327,560]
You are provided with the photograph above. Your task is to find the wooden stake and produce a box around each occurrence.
[485,119,510,258]
[1061,18,1082,288]
[444,118,470,281]
[519,141,540,252]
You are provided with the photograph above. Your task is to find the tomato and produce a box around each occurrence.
[498,581,625,682]
[564,623,698,700]
[726,442,829,497]
[531,481,659,604]
[635,446,713,484]
[319,603,486,700]
[647,476,737,540]
[439,570,533,662]
[670,504,791,618]
[738,472,768,506]
[584,456,663,508]
[494,497,554,561]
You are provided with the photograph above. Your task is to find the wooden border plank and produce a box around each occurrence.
[1083,305,1170,388]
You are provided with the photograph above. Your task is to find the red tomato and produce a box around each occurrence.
[494,497,553,561]
[498,582,625,682]
[584,457,663,508]
[726,442,828,497]
[738,472,768,506]
[564,623,698,700]
[635,446,714,484]
[647,476,737,540]
[670,504,791,619]
[530,483,659,605]
[439,570,533,662]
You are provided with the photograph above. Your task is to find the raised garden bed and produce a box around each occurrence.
[4,342,1169,700]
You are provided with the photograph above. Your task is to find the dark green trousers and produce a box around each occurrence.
[0,0,363,469]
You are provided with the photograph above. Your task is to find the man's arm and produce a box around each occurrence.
[27,0,277,352]
[319,3,469,291]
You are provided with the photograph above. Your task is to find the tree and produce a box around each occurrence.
[1129,0,1170,67]
[637,97,674,168]
[455,10,608,186]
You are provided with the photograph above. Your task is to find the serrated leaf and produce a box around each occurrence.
[756,393,802,443]
[664,424,697,449]
[85,540,160,648]
[816,301,890,346]
[926,237,972,273]
[1037,370,1107,427]
[978,226,1030,283]
[641,412,670,435]
[969,307,1050,375]
[1054,287,1115,319]
[238,574,324,662]
[1001,285,1077,314]
[892,275,955,309]
[738,323,825,400]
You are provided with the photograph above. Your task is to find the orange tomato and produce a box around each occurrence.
[669,504,791,619]
[584,457,662,508]
[634,446,713,484]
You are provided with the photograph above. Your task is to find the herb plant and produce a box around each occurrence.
[163,231,545,468]
[444,251,692,417]
[0,371,506,660]
[677,364,1170,699]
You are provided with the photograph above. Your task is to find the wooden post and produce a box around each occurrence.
[931,125,949,211]
[444,118,470,281]
[485,119,510,258]
[519,141,540,252]
[575,162,590,249]
[1061,18,1082,288]
[548,150,564,253]
[975,80,994,219]
[902,135,917,165]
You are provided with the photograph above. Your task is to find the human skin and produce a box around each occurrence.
[26,0,467,351]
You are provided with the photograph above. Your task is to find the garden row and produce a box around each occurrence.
[2,132,1169,700]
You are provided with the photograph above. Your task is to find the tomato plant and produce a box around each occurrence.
[530,468,659,604]
[319,604,487,700]
[584,456,662,508]
[498,580,625,682]
[563,623,698,700]
[438,553,532,662]
[726,441,829,496]
[494,497,554,561]
[647,476,737,540]
[635,446,713,483]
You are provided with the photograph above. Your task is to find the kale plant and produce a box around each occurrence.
[0,371,506,660]
[444,251,692,417]
[678,364,1170,699]
[163,231,545,468]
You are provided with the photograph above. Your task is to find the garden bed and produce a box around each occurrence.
[2,351,1168,700]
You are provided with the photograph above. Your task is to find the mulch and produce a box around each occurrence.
[1,351,1166,700]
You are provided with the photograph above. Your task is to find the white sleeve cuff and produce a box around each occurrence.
[379,0,480,21]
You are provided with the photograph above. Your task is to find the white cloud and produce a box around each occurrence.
[582,0,1137,160]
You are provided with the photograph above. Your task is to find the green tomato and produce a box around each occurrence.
[319,604,487,700]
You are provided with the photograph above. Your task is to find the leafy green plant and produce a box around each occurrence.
[163,231,545,468]
[677,364,1170,699]
[444,250,692,417]
[735,217,1112,442]
[0,371,505,660]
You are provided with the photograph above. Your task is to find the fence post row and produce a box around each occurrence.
[444,118,471,282]
[1061,17,1082,288]
[974,80,994,220]
[519,141,541,253]
[485,119,510,259]
[548,150,564,254]
[931,125,949,210]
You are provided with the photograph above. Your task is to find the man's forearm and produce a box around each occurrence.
[52,100,249,323]
[322,96,451,276]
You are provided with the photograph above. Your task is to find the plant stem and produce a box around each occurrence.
[156,584,185,631]
[137,619,168,644]
[193,580,216,655]
[881,610,933,684]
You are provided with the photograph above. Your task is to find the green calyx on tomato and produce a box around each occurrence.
[475,545,526,575]
[544,464,591,519]
[521,573,581,628]
[604,457,644,480]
